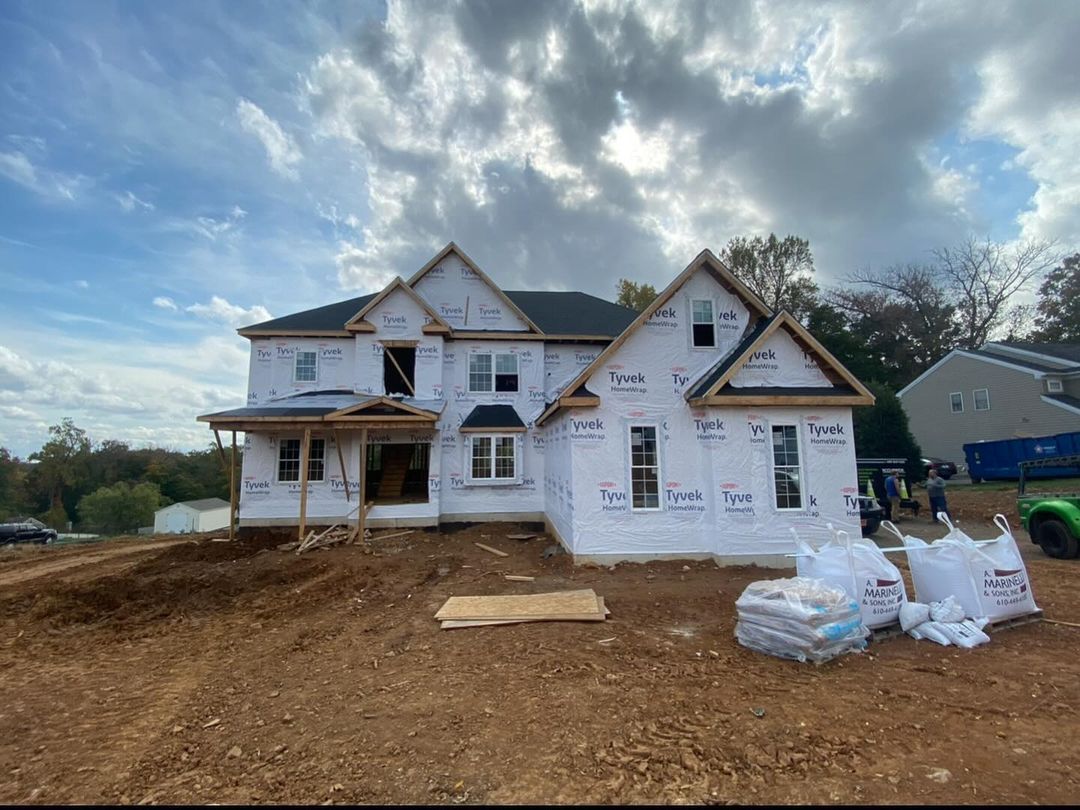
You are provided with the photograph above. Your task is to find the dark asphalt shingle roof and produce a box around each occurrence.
[703,386,858,398]
[963,349,1068,373]
[460,404,526,430]
[1044,392,1080,411]
[240,290,637,338]
[994,341,1080,365]
[686,315,777,399]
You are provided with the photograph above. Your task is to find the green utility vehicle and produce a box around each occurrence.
[1018,454,1080,559]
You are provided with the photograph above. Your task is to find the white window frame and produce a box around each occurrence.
[770,423,804,512]
[467,351,519,393]
[628,424,662,512]
[973,388,991,412]
[465,434,521,485]
[294,350,318,383]
[276,436,326,483]
[949,391,964,413]
[690,298,716,348]
[1047,379,1064,393]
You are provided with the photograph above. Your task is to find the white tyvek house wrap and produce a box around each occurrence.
[566,266,860,557]
[412,252,530,331]
[543,344,602,398]
[542,412,574,544]
[247,338,356,404]
[436,340,545,517]
[353,287,444,398]
[728,329,832,388]
[239,430,441,522]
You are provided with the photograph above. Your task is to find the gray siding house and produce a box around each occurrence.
[898,342,1080,463]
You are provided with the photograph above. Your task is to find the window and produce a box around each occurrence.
[771,425,802,510]
[949,392,964,413]
[691,299,715,347]
[294,351,318,382]
[973,388,991,411]
[383,346,416,395]
[629,425,660,509]
[469,435,517,481]
[1047,379,1063,393]
[468,352,519,393]
[277,437,325,482]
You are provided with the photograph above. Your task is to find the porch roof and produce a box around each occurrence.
[197,390,444,430]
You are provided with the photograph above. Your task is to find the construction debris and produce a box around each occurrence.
[372,529,415,542]
[435,588,609,629]
[295,524,358,555]
[474,542,509,558]
[504,575,535,582]
[507,533,538,541]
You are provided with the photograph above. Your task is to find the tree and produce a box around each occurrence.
[615,279,658,311]
[28,418,91,524]
[805,304,887,386]
[852,382,923,484]
[0,448,31,518]
[77,481,162,535]
[1030,253,1080,342]
[720,233,819,319]
[932,237,1058,349]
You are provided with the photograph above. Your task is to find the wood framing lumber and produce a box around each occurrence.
[298,428,311,543]
[439,597,609,628]
[382,347,417,396]
[504,575,535,582]
[372,529,415,541]
[213,430,228,472]
[229,431,237,542]
[507,533,537,541]
[335,432,350,503]
[474,542,509,557]
[358,428,368,541]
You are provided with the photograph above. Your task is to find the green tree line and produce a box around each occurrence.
[0,419,237,533]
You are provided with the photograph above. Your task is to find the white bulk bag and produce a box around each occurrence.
[794,526,907,629]
[894,515,1038,622]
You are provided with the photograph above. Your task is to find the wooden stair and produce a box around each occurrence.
[377,445,413,499]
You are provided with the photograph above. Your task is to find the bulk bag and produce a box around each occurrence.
[793,526,908,629]
[894,515,1038,622]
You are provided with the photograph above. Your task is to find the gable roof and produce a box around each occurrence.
[407,242,543,334]
[168,498,230,512]
[539,249,774,415]
[685,311,875,406]
[343,276,452,334]
[898,347,1078,397]
[459,404,527,431]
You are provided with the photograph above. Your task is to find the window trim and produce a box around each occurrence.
[276,436,326,483]
[628,423,662,512]
[1047,379,1064,393]
[769,423,804,512]
[465,433,521,485]
[690,298,716,349]
[949,391,964,414]
[467,351,520,393]
[973,387,991,412]
[294,350,319,383]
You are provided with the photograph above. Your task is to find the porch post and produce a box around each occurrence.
[335,430,350,503]
[358,427,368,540]
[229,431,237,541]
[298,427,311,543]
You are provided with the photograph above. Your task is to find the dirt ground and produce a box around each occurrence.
[1,493,1078,805]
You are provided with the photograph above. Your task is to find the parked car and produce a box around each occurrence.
[859,495,885,537]
[1018,454,1080,559]
[0,517,57,545]
[921,457,957,480]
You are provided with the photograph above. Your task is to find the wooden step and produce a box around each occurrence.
[376,446,413,498]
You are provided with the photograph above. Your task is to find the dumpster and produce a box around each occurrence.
[964,431,1080,482]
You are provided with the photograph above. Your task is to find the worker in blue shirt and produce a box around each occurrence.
[884,472,902,522]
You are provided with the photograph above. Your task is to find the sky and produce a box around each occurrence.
[1,0,1078,458]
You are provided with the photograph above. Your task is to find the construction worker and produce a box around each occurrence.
[884,472,902,522]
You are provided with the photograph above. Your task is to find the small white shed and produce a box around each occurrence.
[153,498,231,534]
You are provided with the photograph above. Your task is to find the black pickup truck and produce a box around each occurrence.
[0,517,57,545]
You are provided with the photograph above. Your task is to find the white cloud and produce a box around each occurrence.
[191,205,247,240]
[116,190,155,212]
[75,280,90,289]
[153,296,178,311]
[186,295,272,327]
[236,98,302,179]
[0,150,85,201]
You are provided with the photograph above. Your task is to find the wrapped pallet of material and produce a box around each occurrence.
[794,526,908,629]
[735,576,869,663]
[893,515,1038,622]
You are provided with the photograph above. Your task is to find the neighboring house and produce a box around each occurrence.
[198,243,873,563]
[154,498,231,534]
[898,341,1080,463]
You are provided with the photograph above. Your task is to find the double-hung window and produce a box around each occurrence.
[949,392,964,413]
[691,299,715,348]
[771,424,802,510]
[294,351,318,383]
[277,437,326,482]
[468,352,519,392]
[469,435,518,482]
[629,425,660,510]
[973,388,991,411]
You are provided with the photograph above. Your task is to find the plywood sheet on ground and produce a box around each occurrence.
[435,589,601,621]
[440,598,609,628]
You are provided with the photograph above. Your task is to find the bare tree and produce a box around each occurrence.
[721,234,819,319]
[932,237,1058,348]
